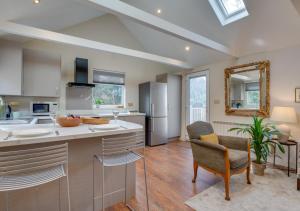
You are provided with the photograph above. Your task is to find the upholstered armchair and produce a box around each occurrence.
[187,121,251,200]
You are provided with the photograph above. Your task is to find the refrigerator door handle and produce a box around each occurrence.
[151,103,155,117]
[151,119,154,132]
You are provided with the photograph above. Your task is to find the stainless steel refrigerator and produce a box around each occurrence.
[139,82,168,146]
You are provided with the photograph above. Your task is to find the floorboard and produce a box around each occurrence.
[109,140,220,211]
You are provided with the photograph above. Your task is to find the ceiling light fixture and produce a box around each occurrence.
[156,9,162,14]
[185,46,190,51]
[33,0,40,4]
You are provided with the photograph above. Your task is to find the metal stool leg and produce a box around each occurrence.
[66,174,71,211]
[288,145,290,177]
[5,192,9,211]
[102,155,104,211]
[296,143,298,174]
[59,178,61,211]
[125,153,128,205]
[143,153,149,211]
[125,151,134,211]
[93,157,95,211]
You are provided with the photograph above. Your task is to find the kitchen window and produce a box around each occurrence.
[93,70,125,108]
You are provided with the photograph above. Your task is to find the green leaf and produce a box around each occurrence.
[229,115,286,163]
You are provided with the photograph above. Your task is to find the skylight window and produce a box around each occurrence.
[220,0,246,16]
[209,0,249,26]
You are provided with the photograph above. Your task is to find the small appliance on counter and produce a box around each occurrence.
[30,102,59,116]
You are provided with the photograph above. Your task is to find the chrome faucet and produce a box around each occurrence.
[0,97,13,120]
[5,104,12,119]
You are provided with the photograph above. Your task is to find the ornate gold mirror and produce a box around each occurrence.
[225,61,270,117]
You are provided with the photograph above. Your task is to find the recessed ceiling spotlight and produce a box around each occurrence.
[33,0,40,4]
[185,46,190,51]
[156,9,162,14]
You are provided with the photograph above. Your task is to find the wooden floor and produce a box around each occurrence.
[109,141,220,211]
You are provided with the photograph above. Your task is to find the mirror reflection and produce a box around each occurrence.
[230,70,260,109]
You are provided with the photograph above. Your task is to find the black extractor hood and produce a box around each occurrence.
[67,58,95,87]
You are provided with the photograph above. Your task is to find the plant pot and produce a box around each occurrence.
[252,161,266,176]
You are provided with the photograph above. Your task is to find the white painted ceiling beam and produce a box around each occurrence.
[86,0,237,57]
[0,21,192,69]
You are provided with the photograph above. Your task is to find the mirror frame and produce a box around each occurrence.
[224,61,270,117]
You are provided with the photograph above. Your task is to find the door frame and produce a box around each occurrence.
[185,70,210,127]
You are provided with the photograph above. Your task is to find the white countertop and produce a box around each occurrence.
[64,110,145,117]
[0,120,143,148]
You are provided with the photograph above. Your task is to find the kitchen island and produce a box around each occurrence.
[0,120,143,211]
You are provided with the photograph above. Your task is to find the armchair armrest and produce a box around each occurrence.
[218,136,250,151]
[190,139,228,173]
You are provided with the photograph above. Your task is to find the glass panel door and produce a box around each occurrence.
[187,71,209,124]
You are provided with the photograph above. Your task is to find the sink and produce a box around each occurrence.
[36,118,53,124]
[0,119,29,125]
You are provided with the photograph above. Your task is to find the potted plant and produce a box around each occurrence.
[229,116,285,176]
[94,98,104,109]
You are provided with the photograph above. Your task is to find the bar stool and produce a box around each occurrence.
[0,143,70,211]
[93,132,149,211]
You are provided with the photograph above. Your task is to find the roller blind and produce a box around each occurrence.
[245,82,259,91]
[93,69,125,85]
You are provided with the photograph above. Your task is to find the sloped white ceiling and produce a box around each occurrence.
[1,0,300,68]
[0,0,104,31]
[120,0,300,66]
[120,19,232,67]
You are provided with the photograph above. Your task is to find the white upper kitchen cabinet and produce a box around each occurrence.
[23,49,61,97]
[0,41,23,96]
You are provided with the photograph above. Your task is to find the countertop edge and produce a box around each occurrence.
[0,120,143,148]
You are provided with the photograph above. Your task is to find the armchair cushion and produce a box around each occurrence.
[200,133,219,145]
[228,149,248,169]
[219,136,249,151]
[190,139,227,173]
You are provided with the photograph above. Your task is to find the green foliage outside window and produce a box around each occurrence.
[246,91,259,108]
[190,76,206,108]
[93,84,124,106]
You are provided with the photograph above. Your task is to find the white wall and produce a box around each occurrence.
[181,45,300,168]
[21,14,179,110]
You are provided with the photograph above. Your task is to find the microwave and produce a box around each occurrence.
[31,102,58,116]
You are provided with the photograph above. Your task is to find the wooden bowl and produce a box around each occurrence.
[81,117,110,125]
[56,116,81,127]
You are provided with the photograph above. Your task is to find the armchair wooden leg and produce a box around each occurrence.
[247,165,251,184]
[224,150,230,201]
[247,143,251,184]
[192,160,198,183]
[224,174,230,201]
